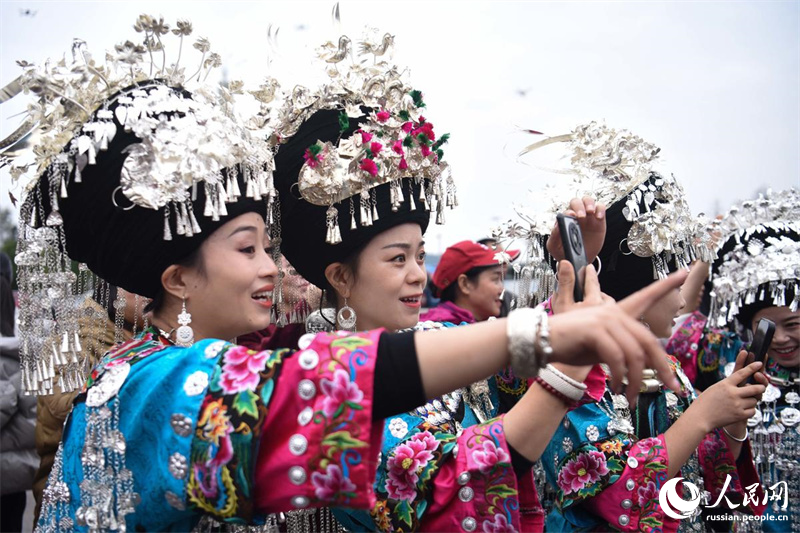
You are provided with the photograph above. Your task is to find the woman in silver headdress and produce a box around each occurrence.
[6,17,688,533]
[706,189,800,531]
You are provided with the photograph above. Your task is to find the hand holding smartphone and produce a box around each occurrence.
[746,318,775,384]
[556,214,589,302]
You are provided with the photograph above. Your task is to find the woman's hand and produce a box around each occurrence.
[548,269,688,404]
[550,259,613,315]
[547,197,606,264]
[690,350,767,433]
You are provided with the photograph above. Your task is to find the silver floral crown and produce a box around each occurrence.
[494,122,716,306]
[708,188,800,326]
[273,29,455,244]
[6,15,276,396]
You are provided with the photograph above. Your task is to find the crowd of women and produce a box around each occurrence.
[1,14,797,533]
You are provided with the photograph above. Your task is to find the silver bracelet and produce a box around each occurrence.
[538,364,587,402]
[507,307,550,378]
[722,426,748,442]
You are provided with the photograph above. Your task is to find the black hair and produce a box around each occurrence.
[0,276,14,337]
[439,264,497,303]
[143,246,205,314]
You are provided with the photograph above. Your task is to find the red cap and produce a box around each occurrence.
[432,240,520,292]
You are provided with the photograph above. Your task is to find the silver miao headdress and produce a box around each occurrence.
[273,28,455,244]
[4,15,277,395]
[708,188,800,327]
[496,121,717,306]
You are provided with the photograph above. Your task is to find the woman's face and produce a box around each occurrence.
[753,306,800,368]
[182,212,277,340]
[342,223,427,331]
[462,265,505,321]
[642,286,685,338]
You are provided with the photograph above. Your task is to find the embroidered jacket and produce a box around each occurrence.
[332,321,542,533]
[665,311,743,390]
[36,327,383,532]
[542,357,765,533]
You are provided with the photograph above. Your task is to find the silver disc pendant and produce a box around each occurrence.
[175,325,194,347]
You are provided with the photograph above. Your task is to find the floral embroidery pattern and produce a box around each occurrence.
[385,431,439,501]
[465,421,519,532]
[305,334,375,507]
[311,464,357,501]
[557,450,610,494]
[83,328,169,390]
[371,422,457,531]
[555,435,626,509]
[482,512,518,533]
[187,343,287,521]
[630,436,668,532]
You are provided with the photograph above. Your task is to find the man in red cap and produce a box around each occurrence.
[421,240,520,324]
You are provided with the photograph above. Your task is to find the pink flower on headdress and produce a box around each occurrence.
[303,146,324,168]
[401,122,413,133]
[420,144,431,157]
[557,450,609,494]
[398,158,408,170]
[359,158,379,177]
[472,439,510,474]
[359,130,373,144]
[311,464,357,502]
[413,121,436,142]
[320,369,364,417]
[392,140,404,155]
[370,142,383,155]
[376,109,391,123]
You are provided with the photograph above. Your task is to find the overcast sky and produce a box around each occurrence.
[1,0,798,253]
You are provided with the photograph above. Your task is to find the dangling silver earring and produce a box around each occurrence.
[175,297,195,346]
[337,298,357,331]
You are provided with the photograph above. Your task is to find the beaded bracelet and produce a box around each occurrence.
[538,364,587,402]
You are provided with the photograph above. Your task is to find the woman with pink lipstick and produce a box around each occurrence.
[17,18,689,533]
[706,190,800,531]
[269,42,667,529]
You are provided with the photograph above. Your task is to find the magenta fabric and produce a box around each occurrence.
[420,301,475,325]
[253,329,385,513]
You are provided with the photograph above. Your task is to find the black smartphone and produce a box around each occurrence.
[556,213,589,302]
[747,318,775,384]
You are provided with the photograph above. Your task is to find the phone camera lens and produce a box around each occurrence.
[569,225,583,254]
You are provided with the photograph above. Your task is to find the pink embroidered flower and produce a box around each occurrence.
[701,435,724,457]
[370,142,383,155]
[219,346,270,394]
[359,158,378,177]
[398,157,408,170]
[420,144,431,157]
[320,368,364,417]
[557,450,610,494]
[637,480,659,508]
[482,513,518,533]
[359,130,373,144]
[385,431,438,500]
[636,437,662,454]
[391,140,404,155]
[401,122,413,133]
[311,463,357,502]
[376,109,391,122]
[472,439,511,474]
